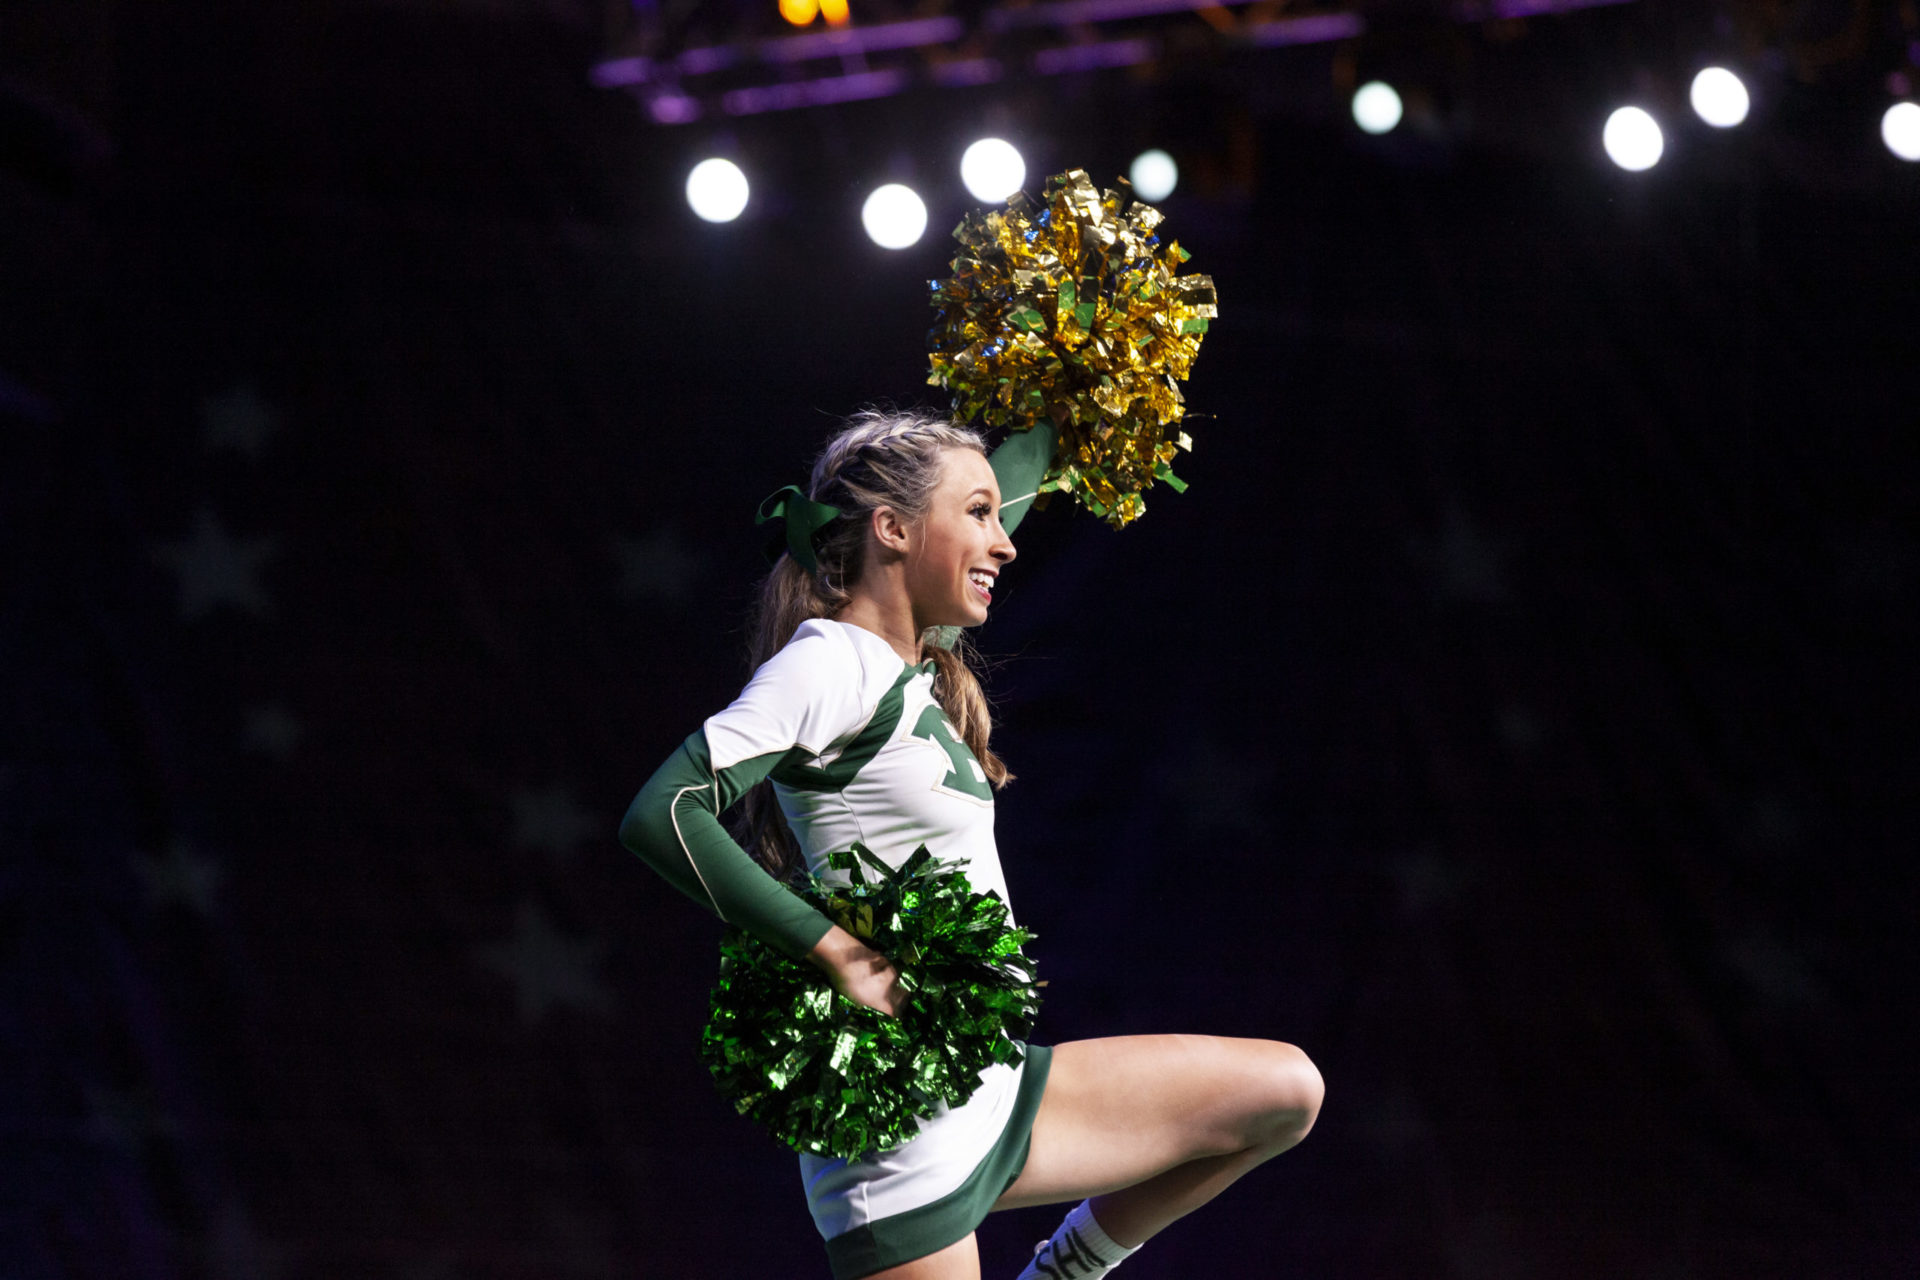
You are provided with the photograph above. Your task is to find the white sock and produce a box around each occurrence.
[1016,1200,1139,1279]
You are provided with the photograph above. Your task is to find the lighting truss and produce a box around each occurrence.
[593,0,1637,122]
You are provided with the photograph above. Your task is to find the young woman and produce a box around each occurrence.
[620,408,1323,1279]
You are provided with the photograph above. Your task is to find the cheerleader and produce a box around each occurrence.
[621,408,1321,1278]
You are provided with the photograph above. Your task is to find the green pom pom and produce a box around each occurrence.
[700,843,1042,1158]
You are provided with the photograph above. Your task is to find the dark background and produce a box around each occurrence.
[6,1,1918,1276]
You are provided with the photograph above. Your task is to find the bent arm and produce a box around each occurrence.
[618,729,833,960]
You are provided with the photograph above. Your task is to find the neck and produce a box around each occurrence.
[836,576,923,666]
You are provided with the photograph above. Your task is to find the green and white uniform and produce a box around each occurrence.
[620,618,1050,1279]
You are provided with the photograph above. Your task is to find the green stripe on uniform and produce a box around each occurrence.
[774,662,923,793]
[824,1045,1053,1280]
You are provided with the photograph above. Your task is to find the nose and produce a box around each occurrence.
[991,523,1016,564]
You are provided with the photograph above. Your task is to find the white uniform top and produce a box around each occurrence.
[701,617,1027,1240]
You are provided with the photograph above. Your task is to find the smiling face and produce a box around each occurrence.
[902,446,1017,630]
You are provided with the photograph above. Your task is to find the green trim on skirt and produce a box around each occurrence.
[825,1045,1054,1279]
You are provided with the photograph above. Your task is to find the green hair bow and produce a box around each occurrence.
[756,485,845,573]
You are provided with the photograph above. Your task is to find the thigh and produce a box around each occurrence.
[861,1231,978,1280]
[995,1035,1319,1211]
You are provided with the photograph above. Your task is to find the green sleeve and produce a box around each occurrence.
[617,730,834,960]
[990,421,1056,537]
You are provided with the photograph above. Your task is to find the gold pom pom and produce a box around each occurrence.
[928,169,1217,527]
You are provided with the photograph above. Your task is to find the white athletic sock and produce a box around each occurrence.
[1016,1200,1139,1279]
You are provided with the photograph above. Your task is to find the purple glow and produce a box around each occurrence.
[722,68,911,116]
[678,46,739,77]
[990,0,1201,30]
[760,16,964,64]
[594,0,1642,104]
[932,58,1004,87]
[1246,13,1365,47]
[1476,0,1635,15]
[591,16,962,89]
[1033,37,1156,75]
[590,56,651,88]
[648,92,702,124]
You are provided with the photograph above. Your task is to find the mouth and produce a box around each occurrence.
[967,568,996,604]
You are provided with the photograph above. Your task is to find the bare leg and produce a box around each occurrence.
[862,1036,1320,1278]
[997,1035,1323,1245]
[1089,1142,1290,1247]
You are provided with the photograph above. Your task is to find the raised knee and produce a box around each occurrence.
[1251,1041,1323,1148]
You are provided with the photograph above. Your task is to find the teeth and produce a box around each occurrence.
[969,571,993,591]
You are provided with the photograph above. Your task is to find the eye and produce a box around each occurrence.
[970,502,992,519]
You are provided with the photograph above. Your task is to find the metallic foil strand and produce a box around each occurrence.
[928,169,1217,527]
[700,843,1042,1158]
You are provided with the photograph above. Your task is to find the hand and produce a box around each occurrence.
[807,924,905,1017]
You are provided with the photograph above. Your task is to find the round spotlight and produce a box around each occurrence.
[960,138,1026,203]
[1883,101,1920,161]
[1603,106,1664,171]
[685,157,749,223]
[1690,67,1750,128]
[1352,81,1404,136]
[1129,149,1178,202]
[862,183,929,250]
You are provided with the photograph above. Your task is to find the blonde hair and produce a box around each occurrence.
[738,407,1013,878]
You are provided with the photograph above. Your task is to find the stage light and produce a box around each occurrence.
[961,138,1025,202]
[1690,67,1750,128]
[1352,81,1403,135]
[1603,106,1664,171]
[686,158,749,222]
[1883,102,1920,161]
[1129,149,1178,201]
[862,183,929,249]
[818,0,849,24]
[779,0,815,25]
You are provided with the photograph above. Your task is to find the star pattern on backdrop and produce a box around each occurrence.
[1449,1211,1534,1280]
[152,508,278,619]
[1167,740,1274,837]
[547,1208,619,1280]
[398,1247,467,1280]
[1747,794,1803,852]
[1720,933,1826,1010]
[199,385,281,457]
[206,1200,292,1280]
[510,784,601,862]
[1408,502,1510,602]
[1830,532,1910,600]
[473,901,616,1026]
[613,527,706,600]
[83,1084,180,1151]
[1389,848,1465,921]
[1497,704,1544,754]
[133,839,223,917]
[241,703,304,758]
[1356,1085,1437,1156]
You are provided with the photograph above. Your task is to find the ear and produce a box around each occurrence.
[869,504,913,556]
